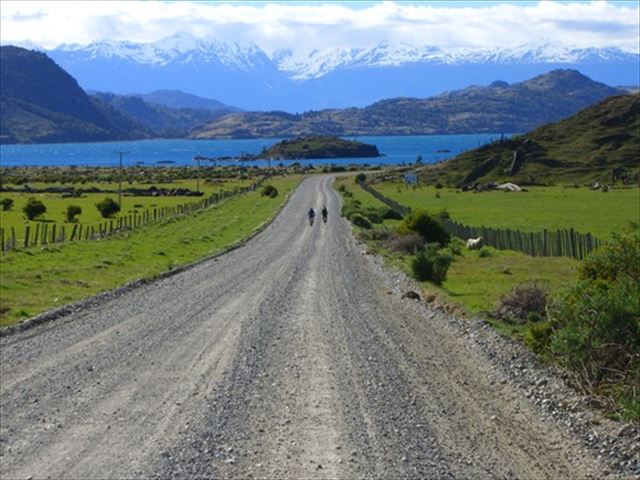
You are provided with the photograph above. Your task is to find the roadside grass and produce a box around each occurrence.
[0,176,300,328]
[342,175,640,419]
[373,182,640,240]
[0,178,253,234]
[336,177,578,319]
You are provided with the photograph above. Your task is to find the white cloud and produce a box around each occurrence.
[1,1,638,53]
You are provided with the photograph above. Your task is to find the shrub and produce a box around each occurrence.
[350,213,372,229]
[337,184,346,192]
[95,197,120,218]
[1,198,14,211]
[382,208,403,220]
[494,281,548,324]
[65,205,82,223]
[411,243,453,285]
[398,209,450,246]
[448,238,465,256]
[435,182,444,189]
[23,197,46,220]
[261,185,278,198]
[359,226,391,242]
[388,233,424,254]
[341,203,361,219]
[362,207,384,224]
[545,224,639,418]
[478,246,492,257]
[354,173,366,184]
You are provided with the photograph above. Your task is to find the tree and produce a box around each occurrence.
[95,197,120,218]
[1,198,14,211]
[23,197,46,220]
[66,205,82,222]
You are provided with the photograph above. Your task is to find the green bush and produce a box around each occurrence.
[411,243,453,285]
[478,246,492,257]
[448,238,465,256]
[382,208,404,220]
[398,209,450,246]
[545,223,640,419]
[350,213,372,229]
[95,197,120,218]
[1,198,14,211]
[65,205,82,223]
[362,207,384,224]
[260,185,278,198]
[354,173,366,184]
[23,197,46,220]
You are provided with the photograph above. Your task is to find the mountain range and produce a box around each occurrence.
[193,70,623,139]
[37,34,640,111]
[0,46,629,145]
[0,47,236,143]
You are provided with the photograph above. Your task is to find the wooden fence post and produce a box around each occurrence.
[24,226,30,248]
[34,223,40,247]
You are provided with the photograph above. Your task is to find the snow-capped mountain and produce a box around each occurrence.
[52,33,272,71]
[274,41,639,80]
[26,34,639,111]
[274,41,444,80]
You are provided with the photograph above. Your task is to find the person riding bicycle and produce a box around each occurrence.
[308,207,316,226]
[321,205,328,224]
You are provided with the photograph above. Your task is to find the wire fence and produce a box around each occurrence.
[1,177,268,253]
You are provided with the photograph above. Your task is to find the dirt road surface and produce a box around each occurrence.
[1,176,615,479]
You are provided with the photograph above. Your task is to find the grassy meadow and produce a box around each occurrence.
[335,176,580,316]
[373,181,640,239]
[0,175,300,327]
[0,177,254,237]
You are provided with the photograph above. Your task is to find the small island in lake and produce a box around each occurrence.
[259,136,381,159]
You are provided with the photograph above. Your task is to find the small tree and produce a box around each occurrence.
[1,198,14,211]
[96,197,120,218]
[23,197,46,220]
[66,205,82,223]
[354,173,366,184]
[397,209,450,246]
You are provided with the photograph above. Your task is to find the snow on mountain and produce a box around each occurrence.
[50,33,271,72]
[274,40,639,79]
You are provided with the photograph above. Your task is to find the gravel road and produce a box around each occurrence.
[0,175,621,479]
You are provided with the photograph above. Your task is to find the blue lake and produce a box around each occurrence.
[0,134,509,168]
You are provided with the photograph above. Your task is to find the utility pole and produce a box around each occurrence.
[194,155,204,193]
[114,151,128,208]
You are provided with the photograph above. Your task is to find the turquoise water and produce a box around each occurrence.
[0,134,509,168]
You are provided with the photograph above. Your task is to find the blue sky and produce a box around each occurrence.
[1,1,638,53]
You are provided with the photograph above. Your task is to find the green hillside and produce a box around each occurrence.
[0,46,147,144]
[424,94,639,186]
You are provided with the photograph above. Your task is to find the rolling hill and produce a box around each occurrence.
[423,93,639,186]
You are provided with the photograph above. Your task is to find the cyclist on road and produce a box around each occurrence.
[308,208,316,226]
[321,206,328,224]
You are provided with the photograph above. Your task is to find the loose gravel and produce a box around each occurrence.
[1,175,635,479]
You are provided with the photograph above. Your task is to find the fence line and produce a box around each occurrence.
[359,181,603,260]
[2,177,269,253]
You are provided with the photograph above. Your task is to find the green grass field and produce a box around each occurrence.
[0,178,253,237]
[373,182,640,239]
[0,176,300,327]
[336,177,579,316]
